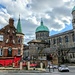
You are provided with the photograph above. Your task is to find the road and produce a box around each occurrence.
[0,66,75,75]
[1,72,75,75]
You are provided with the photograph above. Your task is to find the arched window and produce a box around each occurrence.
[0,48,3,56]
[8,47,12,57]
[48,40,50,45]
[53,39,56,44]
[18,38,22,43]
[59,37,62,43]
[57,38,59,44]
[65,36,68,42]
[72,34,75,42]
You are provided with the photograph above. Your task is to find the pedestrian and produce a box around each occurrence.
[52,64,54,72]
[48,64,51,72]
[53,67,54,72]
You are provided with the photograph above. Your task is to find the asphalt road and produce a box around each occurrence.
[0,66,75,75]
[1,72,75,75]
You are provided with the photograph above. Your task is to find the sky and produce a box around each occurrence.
[0,0,75,44]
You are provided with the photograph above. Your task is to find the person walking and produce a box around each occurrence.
[48,64,51,72]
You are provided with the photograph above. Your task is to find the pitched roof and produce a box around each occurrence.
[17,15,22,33]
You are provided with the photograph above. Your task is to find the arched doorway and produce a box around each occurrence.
[8,47,12,57]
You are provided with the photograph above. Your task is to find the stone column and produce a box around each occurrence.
[69,34,73,47]
[62,35,65,48]
[21,44,23,58]
[27,61,30,70]
[55,37,57,46]
[20,62,22,70]
[40,62,43,69]
[13,63,15,68]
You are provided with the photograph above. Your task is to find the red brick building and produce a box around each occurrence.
[0,17,24,58]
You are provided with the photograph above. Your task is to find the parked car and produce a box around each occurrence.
[58,65,69,72]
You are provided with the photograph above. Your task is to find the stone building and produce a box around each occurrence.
[24,6,75,64]
[35,19,49,40]
[0,17,24,58]
[48,6,75,63]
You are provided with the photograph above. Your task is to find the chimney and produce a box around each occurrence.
[9,18,14,26]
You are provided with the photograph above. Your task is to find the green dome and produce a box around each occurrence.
[72,6,75,13]
[36,20,49,32]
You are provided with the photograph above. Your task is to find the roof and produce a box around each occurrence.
[28,39,48,44]
[72,6,75,13]
[17,15,22,33]
[49,29,73,39]
[35,20,49,32]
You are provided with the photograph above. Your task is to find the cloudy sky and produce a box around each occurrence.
[0,0,75,44]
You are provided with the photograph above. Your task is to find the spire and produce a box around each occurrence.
[41,18,43,26]
[17,15,22,33]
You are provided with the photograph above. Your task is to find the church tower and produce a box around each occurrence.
[35,19,49,40]
[16,15,24,57]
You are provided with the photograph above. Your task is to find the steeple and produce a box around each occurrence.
[17,15,22,33]
[41,18,43,26]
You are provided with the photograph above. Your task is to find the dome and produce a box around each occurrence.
[72,6,75,13]
[36,20,49,32]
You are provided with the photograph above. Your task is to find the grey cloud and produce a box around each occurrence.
[0,0,75,44]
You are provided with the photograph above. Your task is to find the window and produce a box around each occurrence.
[72,34,75,42]
[18,38,22,43]
[48,40,50,45]
[0,48,3,56]
[57,37,62,44]
[53,39,56,44]
[0,35,3,41]
[57,38,59,44]
[65,36,68,42]
[8,47,12,57]
[59,37,62,43]
[18,49,21,55]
